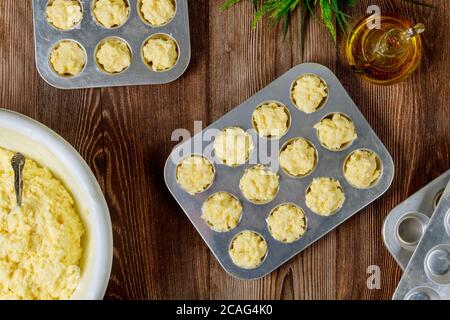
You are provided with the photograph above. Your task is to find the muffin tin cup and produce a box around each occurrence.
[266,203,308,244]
[315,112,356,152]
[94,36,133,75]
[202,191,243,232]
[164,63,394,280]
[279,137,319,179]
[395,212,429,252]
[213,126,254,168]
[48,39,88,78]
[90,0,132,29]
[137,0,178,27]
[290,73,329,114]
[304,177,345,216]
[33,0,191,89]
[382,169,450,270]
[251,101,292,140]
[228,231,269,270]
[46,0,85,31]
[342,148,383,190]
[393,179,450,300]
[175,154,216,196]
[141,33,180,72]
[239,165,280,205]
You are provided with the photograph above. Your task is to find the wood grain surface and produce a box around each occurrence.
[0,0,449,300]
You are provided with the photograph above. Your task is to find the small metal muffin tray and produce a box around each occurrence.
[164,63,394,280]
[383,170,450,270]
[393,179,450,300]
[32,0,191,89]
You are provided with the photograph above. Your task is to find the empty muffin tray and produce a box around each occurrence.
[393,179,450,300]
[382,169,450,270]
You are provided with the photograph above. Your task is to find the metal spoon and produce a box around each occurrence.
[11,153,25,207]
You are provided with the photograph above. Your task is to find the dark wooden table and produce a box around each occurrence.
[1,0,448,300]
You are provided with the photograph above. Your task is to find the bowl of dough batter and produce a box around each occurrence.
[0,109,112,300]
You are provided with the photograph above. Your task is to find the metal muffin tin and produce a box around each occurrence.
[164,63,394,280]
[393,179,450,300]
[32,0,191,89]
[383,170,450,270]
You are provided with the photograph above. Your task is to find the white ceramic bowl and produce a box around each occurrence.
[0,109,113,300]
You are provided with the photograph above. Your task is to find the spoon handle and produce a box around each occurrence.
[11,153,25,207]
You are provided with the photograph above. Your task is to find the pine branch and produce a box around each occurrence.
[222,0,432,47]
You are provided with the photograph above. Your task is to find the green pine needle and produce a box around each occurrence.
[319,0,336,43]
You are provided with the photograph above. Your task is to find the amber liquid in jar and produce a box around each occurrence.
[346,14,423,85]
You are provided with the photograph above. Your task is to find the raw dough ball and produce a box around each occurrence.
[96,38,131,73]
[143,36,178,71]
[267,204,307,243]
[344,150,381,188]
[229,231,267,269]
[93,0,130,28]
[291,74,328,113]
[239,165,279,204]
[306,177,345,216]
[314,113,357,150]
[50,40,86,76]
[46,0,83,30]
[202,192,242,232]
[252,102,290,138]
[214,127,254,167]
[279,138,316,177]
[176,155,214,195]
[140,0,175,26]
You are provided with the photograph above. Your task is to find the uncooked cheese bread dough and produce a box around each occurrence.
[50,40,86,76]
[267,204,307,243]
[140,0,175,26]
[176,155,214,195]
[229,231,267,269]
[46,0,83,30]
[291,74,328,113]
[239,165,279,204]
[314,113,357,150]
[279,138,316,177]
[93,0,130,28]
[344,150,381,188]
[214,127,254,166]
[202,192,242,232]
[96,38,131,73]
[306,177,345,216]
[0,148,85,300]
[252,102,290,138]
[143,36,178,71]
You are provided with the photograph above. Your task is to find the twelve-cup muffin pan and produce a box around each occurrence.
[383,169,450,270]
[393,179,450,300]
[32,0,191,89]
[164,63,395,280]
